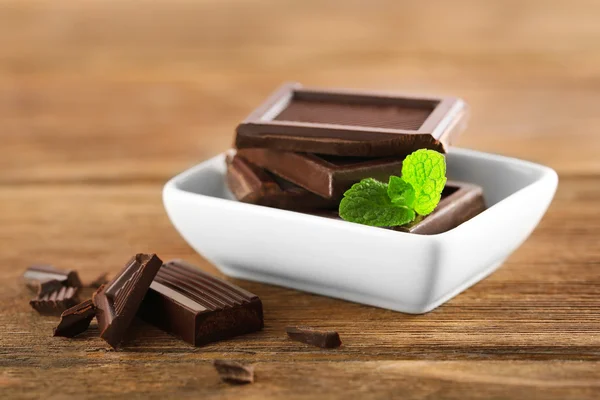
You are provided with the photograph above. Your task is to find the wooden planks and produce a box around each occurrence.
[1,0,599,398]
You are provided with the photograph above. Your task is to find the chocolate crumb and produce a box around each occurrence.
[213,360,255,384]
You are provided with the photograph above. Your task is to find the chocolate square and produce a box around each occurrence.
[226,154,337,211]
[235,82,468,157]
[236,148,404,200]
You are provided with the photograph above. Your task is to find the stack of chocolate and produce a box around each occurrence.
[227,83,485,234]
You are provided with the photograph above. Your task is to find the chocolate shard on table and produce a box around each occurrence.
[213,360,255,384]
[286,326,342,349]
[29,286,80,316]
[314,181,486,235]
[235,82,468,157]
[93,253,163,349]
[23,265,82,295]
[237,148,404,200]
[54,299,96,338]
[138,259,264,347]
[226,154,337,211]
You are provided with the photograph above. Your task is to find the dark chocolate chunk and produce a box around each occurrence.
[213,360,255,384]
[88,273,110,288]
[93,253,162,349]
[235,82,468,157]
[29,286,80,316]
[37,279,66,297]
[286,326,342,349]
[397,181,485,234]
[236,148,404,200]
[312,181,485,234]
[138,260,264,346]
[54,299,96,338]
[23,265,82,295]
[226,154,337,211]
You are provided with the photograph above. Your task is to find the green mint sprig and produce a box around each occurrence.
[339,149,447,227]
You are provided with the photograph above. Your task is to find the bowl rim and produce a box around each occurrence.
[164,147,558,240]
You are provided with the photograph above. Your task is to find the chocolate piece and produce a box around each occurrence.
[88,273,110,288]
[313,181,486,235]
[236,82,468,157]
[36,279,65,297]
[23,265,82,295]
[286,326,342,349]
[29,286,80,316]
[226,154,337,211]
[138,260,264,346]
[213,360,255,384]
[93,253,162,349]
[237,148,403,200]
[397,181,485,234]
[54,299,96,338]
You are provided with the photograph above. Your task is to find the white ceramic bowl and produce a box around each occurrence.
[163,148,558,313]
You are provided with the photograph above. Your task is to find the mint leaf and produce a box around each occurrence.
[401,149,447,216]
[339,178,416,227]
[387,176,415,207]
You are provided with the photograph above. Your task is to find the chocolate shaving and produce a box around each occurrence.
[286,326,342,348]
[213,360,255,384]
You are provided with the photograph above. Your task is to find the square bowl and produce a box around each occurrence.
[163,148,558,313]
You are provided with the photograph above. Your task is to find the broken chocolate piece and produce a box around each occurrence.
[23,265,82,295]
[286,326,342,349]
[311,180,486,235]
[138,260,264,346]
[88,273,110,288]
[37,279,66,297]
[237,148,404,200]
[54,299,96,338]
[226,154,337,211]
[29,286,80,316]
[93,253,162,349]
[213,360,255,384]
[235,82,468,157]
[397,181,485,234]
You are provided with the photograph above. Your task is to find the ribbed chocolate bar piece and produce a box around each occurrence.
[54,299,96,338]
[236,148,404,200]
[29,286,80,316]
[138,260,264,346]
[226,154,337,211]
[235,82,468,157]
[93,253,162,349]
[313,181,485,235]
[23,265,82,296]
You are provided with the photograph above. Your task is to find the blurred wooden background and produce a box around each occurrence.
[1,1,599,399]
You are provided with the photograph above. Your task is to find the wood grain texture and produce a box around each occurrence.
[1,0,599,399]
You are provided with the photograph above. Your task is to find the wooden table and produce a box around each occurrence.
[1,1,599,399]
